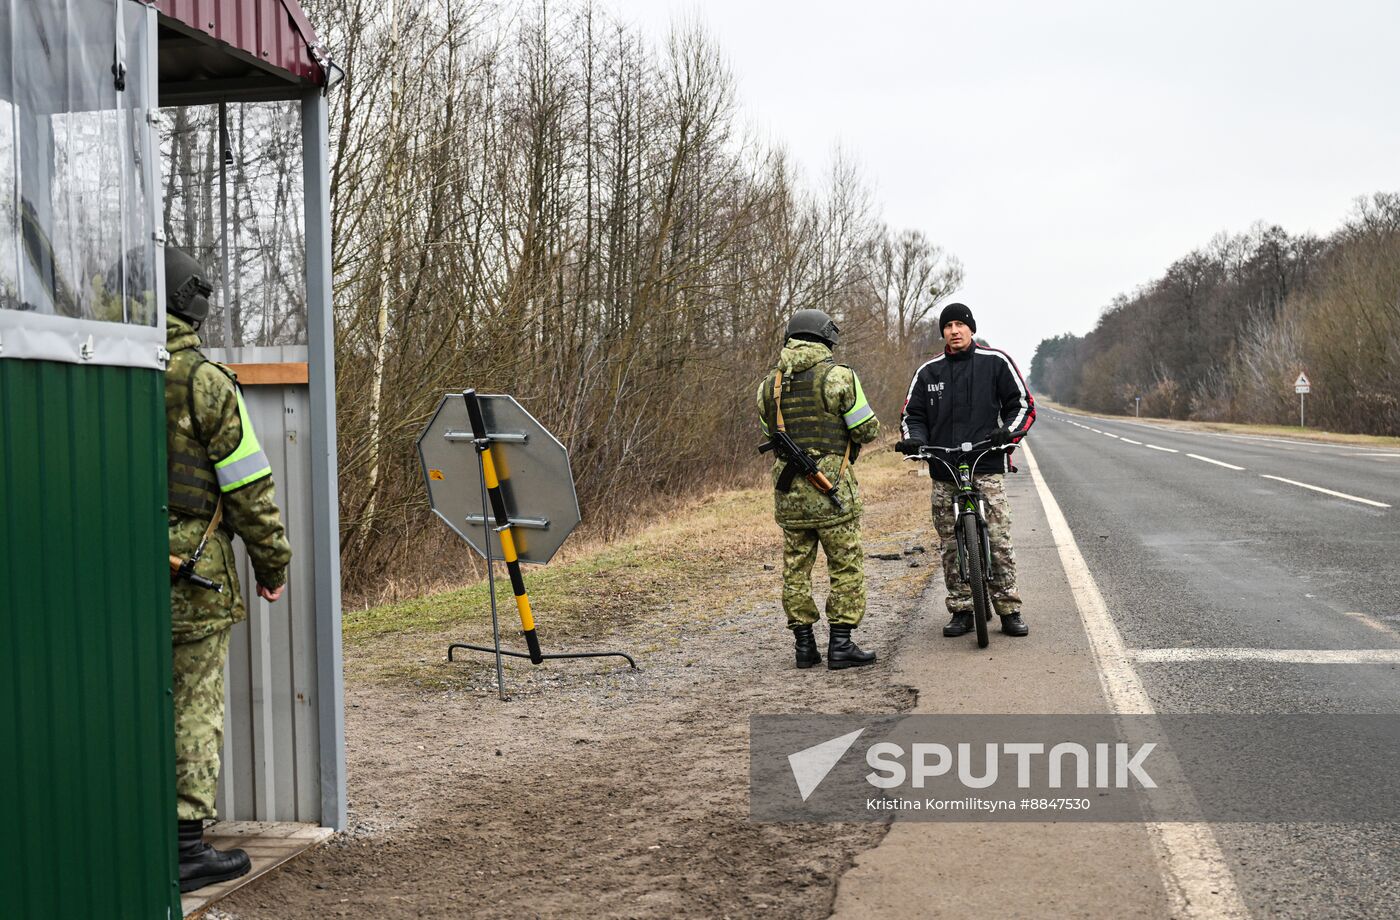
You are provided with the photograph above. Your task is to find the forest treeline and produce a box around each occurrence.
[1030,193,1400,434]
[304,0,963,599]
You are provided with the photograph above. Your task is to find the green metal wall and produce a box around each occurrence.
[0,359,181,918]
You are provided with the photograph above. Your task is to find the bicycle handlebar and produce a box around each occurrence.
[908,437,1008,459]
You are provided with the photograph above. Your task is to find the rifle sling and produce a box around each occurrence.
[180,497,224,576]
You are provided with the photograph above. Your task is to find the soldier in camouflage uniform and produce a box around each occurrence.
[757,309,881,670]
[164,247,293,892]
[896,302,1035,637]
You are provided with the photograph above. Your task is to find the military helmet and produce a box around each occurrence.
[164,246,214,329]
[786,308,840,347]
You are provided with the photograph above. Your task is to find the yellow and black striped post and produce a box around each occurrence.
[465,389,544,664]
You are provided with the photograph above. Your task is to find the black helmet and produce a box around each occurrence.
[786,308,840,347]
[164,246,214,329]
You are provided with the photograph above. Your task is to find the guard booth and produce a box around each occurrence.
[0,2,345,916]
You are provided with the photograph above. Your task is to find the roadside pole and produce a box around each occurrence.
[1294,372,1311,428]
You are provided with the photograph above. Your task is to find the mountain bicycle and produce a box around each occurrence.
[907,437,1013,649]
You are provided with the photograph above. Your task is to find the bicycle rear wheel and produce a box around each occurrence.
[962,513,991,648]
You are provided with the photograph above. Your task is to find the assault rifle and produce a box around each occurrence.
[759,430,845,513]
[169,554,224,593]
[169,498,225,593]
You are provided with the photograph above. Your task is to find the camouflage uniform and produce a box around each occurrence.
[167,315,292,820]
[929,475,1021,616]
[756,339,881,628]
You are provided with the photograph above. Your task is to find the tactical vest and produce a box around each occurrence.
[166,350,223,519]
[762,361,851,458]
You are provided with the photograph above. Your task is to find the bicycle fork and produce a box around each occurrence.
[952,493,995,583]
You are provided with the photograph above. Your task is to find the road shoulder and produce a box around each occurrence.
[831,467,1172,919]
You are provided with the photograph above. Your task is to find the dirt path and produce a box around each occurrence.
[215,455,938,919]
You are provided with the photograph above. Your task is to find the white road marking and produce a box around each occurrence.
[1120,437,1143,445]
[1203,431,1395,455]
[1060,410,1400,456]
[1259,474,1391,508]
[1187,453,1245,471]
[1344,611,1400,638]
[1132,648,1400,664]
[1145,444,1178,453]
[1023,443,1247,920]
[1089,427,1103,433]
[1103,431,1120,439]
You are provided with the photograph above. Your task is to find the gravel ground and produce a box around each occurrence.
[211,461,940,919]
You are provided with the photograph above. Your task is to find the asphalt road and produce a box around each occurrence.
[1031,409,1400,918]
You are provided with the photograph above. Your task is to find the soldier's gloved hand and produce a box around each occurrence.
[895,439,926,455]
[989,428,1014,447]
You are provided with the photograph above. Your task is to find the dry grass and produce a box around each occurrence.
[342,445,927,686]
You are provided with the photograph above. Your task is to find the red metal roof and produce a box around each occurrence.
[156,0,330,87]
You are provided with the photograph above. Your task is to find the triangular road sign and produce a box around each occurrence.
[1294,372,1310,388]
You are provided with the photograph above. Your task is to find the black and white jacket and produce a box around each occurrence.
[899,344,1036,481]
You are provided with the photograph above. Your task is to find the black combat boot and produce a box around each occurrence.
[178,819,251,893]
[943,612,974,637]
[827,625,876,669]
[999,613,1029,637]
[793,624,822,669]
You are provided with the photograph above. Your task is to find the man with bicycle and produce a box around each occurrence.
[895,303,1036,637]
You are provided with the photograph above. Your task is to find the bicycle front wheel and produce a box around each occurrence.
[962,513,991,648]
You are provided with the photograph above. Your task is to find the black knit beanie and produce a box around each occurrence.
[939,302,976,334]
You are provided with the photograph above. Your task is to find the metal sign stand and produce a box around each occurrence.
[1294,372,1311,428]
[442,389,635,700]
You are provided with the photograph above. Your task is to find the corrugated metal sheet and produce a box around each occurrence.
[156,0,329,86]
[203,347,328,823]
[0,359,181,918]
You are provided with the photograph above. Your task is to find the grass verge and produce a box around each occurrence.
[343,445,924,686]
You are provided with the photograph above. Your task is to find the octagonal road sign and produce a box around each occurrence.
[416,392,581,564]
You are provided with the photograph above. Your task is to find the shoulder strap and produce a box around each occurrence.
[772,368,786,431]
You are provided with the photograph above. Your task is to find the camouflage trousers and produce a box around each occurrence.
[782,517,867,628]
[930,475,1022,616]
[173,627,230,821]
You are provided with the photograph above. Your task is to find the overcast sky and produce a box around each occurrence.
[605,0,1400,371]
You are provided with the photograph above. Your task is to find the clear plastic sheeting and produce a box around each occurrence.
[0,8,16,314]
[158,101,307,348]
[0,0,163,369]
